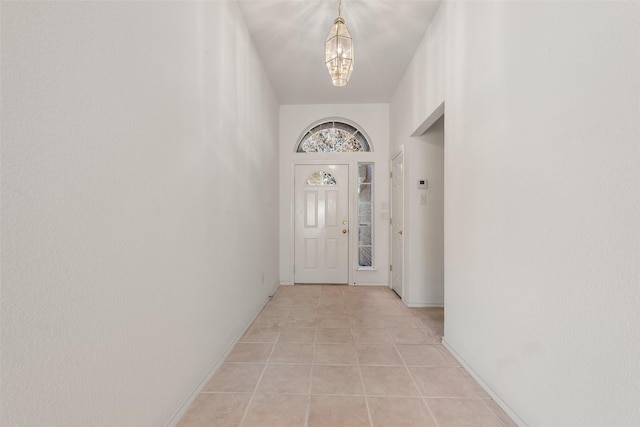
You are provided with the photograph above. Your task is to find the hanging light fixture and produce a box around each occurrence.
[325,0,353,87]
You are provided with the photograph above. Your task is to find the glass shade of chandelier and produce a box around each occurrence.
[325,0,353,87]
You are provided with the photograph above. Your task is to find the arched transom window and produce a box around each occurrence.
[296,120,371,153]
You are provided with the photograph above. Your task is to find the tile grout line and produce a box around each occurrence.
[393,310,442,427]
[237,330,280,427]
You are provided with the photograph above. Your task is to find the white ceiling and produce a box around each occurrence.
[237,0,442,105]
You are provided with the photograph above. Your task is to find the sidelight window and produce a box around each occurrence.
[357,163,374,268]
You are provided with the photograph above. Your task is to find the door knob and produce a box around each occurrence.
[398,230,403,235]
[342,229,348,234]
[343,220,348,225]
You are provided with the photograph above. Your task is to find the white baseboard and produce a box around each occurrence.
[279,281,294,286]
[164,297,271,427]
[441,338,526,427]
[352,282,388,287]
[404,301,444,308]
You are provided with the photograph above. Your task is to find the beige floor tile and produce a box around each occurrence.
[287,312,319,328]
[349,315,385,328]
[203,363,265,392]
[356,343,403,366]
[367,396,436,427]
[278,327,316,343]
[320,285,346,295]
[289,305,318,316]
[311,365,364,395]
[387,328,432,344]
[251,313,289,328]
[352,328,392,344]
[380,316,420,328]
[315,328,353,343]
[318,305,348,316]
[425,398,504,427]
[289,286,322,296]
[177,393,252,427]
[241,394,309,427]
[374,304,411,316]
[267,296,295,307]
[360,366,420,396]
[226,343,274,363]
[409,367,489,397]
[293,296,320,307]
[484,399,519,427]
[178,288,514,427]
[308,395,370,427]
[318,296,345,306]
[272,286,297,297]
[318,314,350,328]
[240,327,280,343]
[269,342,315,363]
[314,343,359,365]
[421,328,443,344]
[396,344,453,366]
[434,345,461,366]
[346,306,383,317]
[260,305,292,316]
[256,364,312,394]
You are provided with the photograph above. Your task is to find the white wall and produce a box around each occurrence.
[279,104,389,286]
[1,2,279,426]
[391,1,640,425]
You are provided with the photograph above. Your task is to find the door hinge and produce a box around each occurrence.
[390,264,393,271]
[389,218,392,225]
[390,171,393,178]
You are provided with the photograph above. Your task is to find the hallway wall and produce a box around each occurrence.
[390,1,640,425]
[1,2,279,426]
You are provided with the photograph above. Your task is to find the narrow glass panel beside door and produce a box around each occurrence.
[357,163,374,268]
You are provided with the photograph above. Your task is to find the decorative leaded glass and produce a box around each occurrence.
[306,171,337,186]
[357,163,374,268]
[297,121,371,153]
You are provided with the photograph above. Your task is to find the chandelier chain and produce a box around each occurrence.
[338,0,342,17]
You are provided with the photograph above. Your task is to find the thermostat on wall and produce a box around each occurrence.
[417,179,428,189]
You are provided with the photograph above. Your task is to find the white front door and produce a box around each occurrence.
[294,164,349,284]
[391,152,404,297]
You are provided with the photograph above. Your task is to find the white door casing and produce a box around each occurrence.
[391,152,404,297]
[294,164,349,284]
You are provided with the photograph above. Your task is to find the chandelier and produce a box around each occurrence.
[325,0,353,87]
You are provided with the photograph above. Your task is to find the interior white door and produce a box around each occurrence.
[294,164,349,284]
[391,152,404,297]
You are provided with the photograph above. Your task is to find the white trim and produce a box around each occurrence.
[390,149,405,298]
[352,282,388,287]
[164,297,271,427]
[279,281,294,286]
[404,301,444,308]
[411,101,445,137]
[441,338,527,427]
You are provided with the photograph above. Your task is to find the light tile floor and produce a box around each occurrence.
[178,285,517,427]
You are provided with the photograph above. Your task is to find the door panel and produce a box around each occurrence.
[391,153,404,297]
[295,164,349,284]
[305,191,318,227]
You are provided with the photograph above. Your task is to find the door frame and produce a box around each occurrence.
[290,161,353,285]
[390,149,405,297]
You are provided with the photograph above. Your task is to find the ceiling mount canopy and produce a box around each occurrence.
[325,0,353,87]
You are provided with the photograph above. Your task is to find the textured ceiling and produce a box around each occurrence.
[237,0,442,105]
